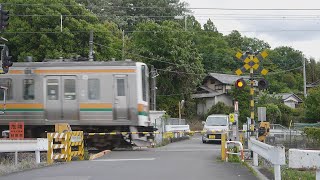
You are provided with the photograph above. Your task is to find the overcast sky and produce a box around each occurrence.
[183,0,320,60]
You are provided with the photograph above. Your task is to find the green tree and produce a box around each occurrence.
[129,20,204,116]
[3,0,122,61]
[305,87,320,122]
[206,102,233,117]
[76,0,189,30]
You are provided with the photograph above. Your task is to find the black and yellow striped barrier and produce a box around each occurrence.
[47,131,84,164]
[84,130,248,137]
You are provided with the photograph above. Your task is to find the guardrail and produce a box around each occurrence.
[248,137,285,180]
[0,138,47,165]
[289,149,320,180]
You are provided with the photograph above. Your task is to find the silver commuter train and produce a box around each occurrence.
[0,59,152,149]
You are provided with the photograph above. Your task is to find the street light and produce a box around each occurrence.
[174,15,187,31]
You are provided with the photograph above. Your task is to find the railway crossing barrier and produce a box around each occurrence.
[47,131,84,164]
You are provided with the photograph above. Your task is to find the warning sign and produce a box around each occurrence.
[229,113,235,123]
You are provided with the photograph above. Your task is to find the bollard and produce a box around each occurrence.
[15,151,18,165]
[221,133,226,161]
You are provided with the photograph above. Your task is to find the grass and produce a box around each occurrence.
[281,168,315,180]
[0,154,47,176]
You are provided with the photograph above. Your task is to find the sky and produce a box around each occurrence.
[183,0,320,60]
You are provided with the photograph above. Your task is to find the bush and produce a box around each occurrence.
[206,102,233,118]
[304,127,320,143]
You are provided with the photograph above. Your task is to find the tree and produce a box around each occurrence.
[76,0,189,30]
[206,102,233,117]
[305,87,320,122]
[129,20,204,116]
[268,46,304,70]
[3,0,122,61]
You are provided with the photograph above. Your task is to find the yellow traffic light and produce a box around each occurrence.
[235,78,246,89]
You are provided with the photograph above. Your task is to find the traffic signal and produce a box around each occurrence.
[258,78,268,90]
[235,78,246,89]
[1,45,13,74]
[0,6,9,30]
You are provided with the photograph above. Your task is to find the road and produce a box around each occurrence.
[0,136,257,180]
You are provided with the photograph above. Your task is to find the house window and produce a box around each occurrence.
[215,85,223,90]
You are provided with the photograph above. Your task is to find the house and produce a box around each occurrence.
[274,93,303,109]
[192,73,248,115]
[307,80,320,93]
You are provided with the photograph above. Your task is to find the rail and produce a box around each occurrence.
[248,137,285,180]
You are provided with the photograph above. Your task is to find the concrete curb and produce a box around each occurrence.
[244,161,270,180]
[89,150,111,160]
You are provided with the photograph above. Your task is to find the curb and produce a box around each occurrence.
[244,161,270,180]
[89,150,111,160]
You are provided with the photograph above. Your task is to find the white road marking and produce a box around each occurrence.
[92,158,156,162]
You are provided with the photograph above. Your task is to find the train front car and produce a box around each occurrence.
[129,62,153,147]
[0,60,153,150]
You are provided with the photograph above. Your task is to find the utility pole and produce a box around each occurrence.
[60,15,63,32]
[122,30,125,60]
[89,30,93,61]
[150,66,157,110]
[303,58,307,97]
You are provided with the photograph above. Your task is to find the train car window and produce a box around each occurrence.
[141,65,147,101]
[0,78,12,100]
[117,79,125,96]
[47,79,59,100]
[23,79,34,100]
[88,79,100,100]
[64,79,76,100]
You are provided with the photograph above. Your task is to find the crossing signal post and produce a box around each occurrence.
[235,50,269,134]
[0,4,9,31]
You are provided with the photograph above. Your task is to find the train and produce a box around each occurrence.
[0,59,153,149]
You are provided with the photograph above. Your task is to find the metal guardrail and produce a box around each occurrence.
[289,149,320,180]
[0,138,47,165]
[248,137,286,180]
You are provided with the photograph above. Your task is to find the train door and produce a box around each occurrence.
[113,75,128,120]
[45,76,79,121]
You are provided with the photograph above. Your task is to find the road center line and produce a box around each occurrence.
[92,158,156,162]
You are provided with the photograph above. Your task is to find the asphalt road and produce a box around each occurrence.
[0,136,258,180]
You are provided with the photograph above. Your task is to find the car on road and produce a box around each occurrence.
[202,114,229,143]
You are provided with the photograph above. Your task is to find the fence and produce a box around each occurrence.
[47,131,84,164]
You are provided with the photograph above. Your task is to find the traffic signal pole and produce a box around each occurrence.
[250,63,255,132]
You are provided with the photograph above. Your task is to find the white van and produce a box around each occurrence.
[202,114,230,143]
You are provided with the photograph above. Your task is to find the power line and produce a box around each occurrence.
[3,3,320,11]
[93,42,207,73]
